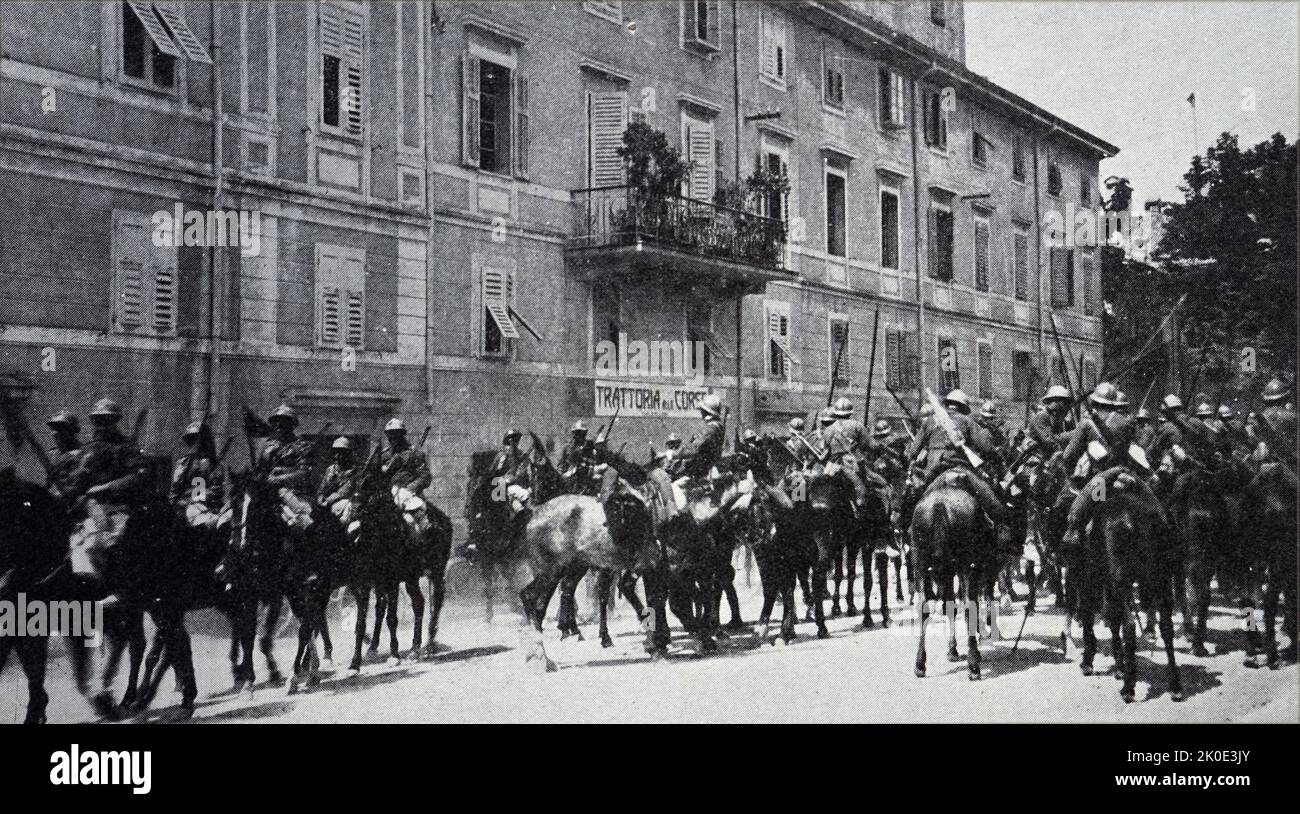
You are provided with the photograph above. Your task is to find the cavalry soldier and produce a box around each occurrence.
[782,417,810,466]
[1248,377,1296,464]
[380,418,431,509]
[977,401,1009,453]
[257,404,315,529]
[559,421,588,475]
[1027,385,1075,456]
[45,410,83,504]
[1146,394,1190,469]
[1057,382,1165,551]
[317,437,358,527]
[822,397,889,515]
[869,419,908,485]
[903,389,1006,524]
[676,394,725,483]
[1134,407,1156,449]
[169,420,225,528]
[489,428,528,486]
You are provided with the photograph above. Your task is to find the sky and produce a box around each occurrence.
[965,1,1299,208]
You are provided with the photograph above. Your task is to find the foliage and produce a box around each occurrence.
[617,120,690,199]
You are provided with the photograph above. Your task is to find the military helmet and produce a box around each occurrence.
[787,417,805,433]
[269,403,297,426]
[89,397,122,420]
[818,408,835,425]
[46,410,80,433]
[943,389,970,413]
[872,419,892,438]
[332,436,352,450]
[384,418,406,433]
[742,428,758,442]
[831,397,854,419]
[979,401,998,419]
[1193,401,1215,418]
[665,433,682,447]
[570,421,588,434]
[1088,382,1122,407]
[919,402,935,418]
[1041,385,1070,405]
[183,420,204,439]
[1262,377,1289,403]
[1136,407,1152,421]
[699,393,723,418]
[1217,404,1236,420]
[1161,394,1183,412]
[1115,390,1130,409]
[502,428,521,443]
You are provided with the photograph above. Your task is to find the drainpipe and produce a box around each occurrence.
[206,1,224,420]
[425,2,437,411]
[908,65,937,407]
[1031,123,1058,372]
[731,0,744,427]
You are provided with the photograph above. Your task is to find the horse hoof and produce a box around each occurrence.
[1268,659,1280,671]
[914,665,926,678]
[725,621,748,633]
[92,692,123,722]
[600,636,614,649]
[1244,657,1262,669]
[1120,689,1136,703]
[701,639,718,654]
[306,673,321,688]
[861,616,874,629]
[968,668,981,681]
[1171,689,1186,702]
[947,649,962,663]
[1059,633,1069,655]
[816,628,830,640]
[386,656,401,667]
[319,657,333,669]
[880,617,892,629]
[1192,644,1209,658]
[1081,663,1094,676]
[267,671,284,685]
[348,663,362,675]
[845,605,858,617]
[830,607,842,619]
[23,712,47,725]
[286,679,299,695]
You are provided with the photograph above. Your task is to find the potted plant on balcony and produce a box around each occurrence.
[741,166,790,267]
[616,121,690,243]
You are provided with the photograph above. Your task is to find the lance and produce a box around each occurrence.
[1137,378,1158,415]
[1048,312,1080,421]
[1099,293,1188,388]
[864,307,881,423]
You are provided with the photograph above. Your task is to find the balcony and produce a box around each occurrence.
[566,186,792,291]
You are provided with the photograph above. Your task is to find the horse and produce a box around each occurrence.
[909,471,1002,680]
[803,462,879,638]
[464,452,527,623]
[369,501,455,658]
[341,458,410,671]
[1241,462,1298,668]
[751,467,815,645]
[1072,472,1183,702]
[1172,469,1232,656]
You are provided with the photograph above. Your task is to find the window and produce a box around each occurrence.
[1082,251,1098,316]
[112,210,177,337]
[764,300,796,380]
[682,112,715,201]
[316,244,366,350]
[687,301,719,376]
[923,85,947,150]
[1047,162,1063,197]
[1082,358,1098,391]
[825,169,846,258]
[971,113,990,168]
[977,343,994,400]
[973,214,990,292]
[759,9,786,86]
[823,47,845,109]
[122,1,212,88]
[928,204,954,280]
[1011,131,1026,182]
[931,0,947,26]
[759,145,790,221]
[880,186,900,270]
[1079,170,1092,205]
[877,67,906,129]
[319,3,365,139]
[593,281,620,348]
[829,317,851,388]
[1050,247,1074,308]
[462,50,529,178]
[938,336,960,393]
[885,328,920,390]
[480,263,518,357]
[584,1,622,23]
[684,0,720,51]
[1012,351,1035,402]
[588,92,628,187]
[1013,227,1029,301]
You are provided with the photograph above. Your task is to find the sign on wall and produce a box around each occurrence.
[593,379,713,417]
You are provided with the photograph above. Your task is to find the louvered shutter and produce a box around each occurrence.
[321,4,364,137]
[978,344,993,399]
[320,286,342,346]
[513,72,529,178]
[885,329,901,389]
[760,12,778,78]
[152,1,212,63]
[687,121,714,201]
[589,92,627,187]
[461,53,481,167]
[830,320,850,386]
[151,248,177,335]
[927,208,938,278]
[1051,248,1072,307]
[974,219,989,291]
[113,211,153,333]
[904,331,921,388]
[483,267,519,341]
[938,337,960,392]
[1083,255,1097,316]
[345,289,364,347]
[1014,231,1029,300]
[126,1,181,57]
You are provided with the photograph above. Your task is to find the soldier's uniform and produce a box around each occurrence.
[559,421,589,475]
[1250,378,1296,463]
[169,421,226,528]
[257,405,315,529]
[67,398,149,578]
[903,389,1006,522]
[822,397,889,509]
[677,395,725,483]
[45,411,83,504]
[1026,385,1075,456]
[1133,408,1156,450]
[317,437,357,528]
[380,419,431,508]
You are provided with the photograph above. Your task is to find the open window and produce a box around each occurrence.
[764,300,797,381]
[462,46,529,178]
[121,1,211,90]
[319,2,365,140]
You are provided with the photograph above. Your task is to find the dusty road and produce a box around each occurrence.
[6,557,1296,724]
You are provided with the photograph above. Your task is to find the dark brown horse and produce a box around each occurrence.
[1242,462,1297,668]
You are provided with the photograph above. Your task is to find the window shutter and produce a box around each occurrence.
[461,53,481,167]
[1014,231,1029,300]
[877,67,890,123]
[126,1,182,58]
[885,329,901,389]
[342,11,364,136]
[113,211,155,333]
[320,286,342,346]
[589,92,627,187]
[152,2,212,63]
[938,337,960,392]
[513,72,529,178]
[151,251,177,335]
[927,208,938,278]
[974,219,990,291]
[978,344,993,400]
[937,210,953,280]
[830,320,850,386]
[687,121,714,201]
[483,267,520,340]
[345,289,364,347]
[1051,248,1074,308]
[1083,255,1097,316]
[904,330,921,388]
[759,12,777,78]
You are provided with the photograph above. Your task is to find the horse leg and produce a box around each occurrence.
[594,569,614,648]
[1262,582,1280,668]
[427,570,447,655]
[15,635,49,724]
[318,594,334,666]
[756,561,778,642]
[844,542,859,617]
[235,599,256,693]
[914,590,930,678]
[811,547,831,640]
[1186,564,1210,656]
[830,551,844,618]
[482,557,496,625]
[557,563,586,641]
[639,566,670,657]
[1120,606,1138,703]
[1079,605,1097,675]
[1158,594,1184,700]
[723,566,744,630]
[407,578,425,657]
[799,567,815,622]
[893,548,906,604]
[965,580,982,681]
[261,594,284,683]
[369,591,385,656]
[119,609,146,712]
[519,570,560,672]
[349,585,370,672]
[385,583,402,665]
[165,610,198,717]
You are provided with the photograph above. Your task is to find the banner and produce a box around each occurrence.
[593,380,713,417]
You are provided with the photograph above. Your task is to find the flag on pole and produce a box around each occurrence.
[1187,92,1196,106]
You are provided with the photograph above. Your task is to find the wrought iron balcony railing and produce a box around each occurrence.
[569,186,789,272]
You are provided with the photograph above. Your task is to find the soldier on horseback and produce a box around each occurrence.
[903,389,1007,525]
[318,436,359,530]
[380,418,431,521]
[821,396,890,517]
[675,394,725,484]
[170,420,225,529]
[45,410,83,506]
[1134,407,1155,449]
[1027,385,1075,456]
[256,404,316,531]
[977,401,1009,457]
[559,421,588,475]
[1248,377,1296,463]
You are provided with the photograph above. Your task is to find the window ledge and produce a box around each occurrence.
[759,73,787,92]
[821,102,847,118]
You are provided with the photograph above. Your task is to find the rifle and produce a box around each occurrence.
[864,307,881,424]
[130,407,150,447]
[884,385,917,440]
[923,388,983,470]
[418,425,432,449]
[596,404,621,445]
[827,321,849,408]
[1137,379,1158,416]
[1047,312,1080,422]
[0,383,54,478]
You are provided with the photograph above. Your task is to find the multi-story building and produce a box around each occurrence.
[0,1,1115,525]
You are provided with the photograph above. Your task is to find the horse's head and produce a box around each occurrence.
[1025,451,1065,508]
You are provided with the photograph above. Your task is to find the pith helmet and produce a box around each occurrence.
[666,433,682,447]
[1115,391,1130,409]
[570,421,588,433]
[818,408,835,425]
[1262,378,1289,403]
[943,389,970,412]
[980,401,998,419]
[502,428,521,443]
[872,419,892,438]
[1041,385,1070,404]
[742,428,758,442]
[269,403,297,426]
[384,418,406,433]
[183,420,204,438]
[332,436,351,450]
[699,393,723,418]
[1161,394,1183,411]
[46,411,80,433]
[1217,404,1236,420]
[1088,382,1122,407]
[89,398,122,420]
[831,397,854,419]
[787,417,805,433]
[919,402,934,418]
[1193,401,1215,418]
[1136,408,1152,421]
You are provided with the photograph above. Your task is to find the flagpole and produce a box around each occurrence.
[1188,91,1199,158]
